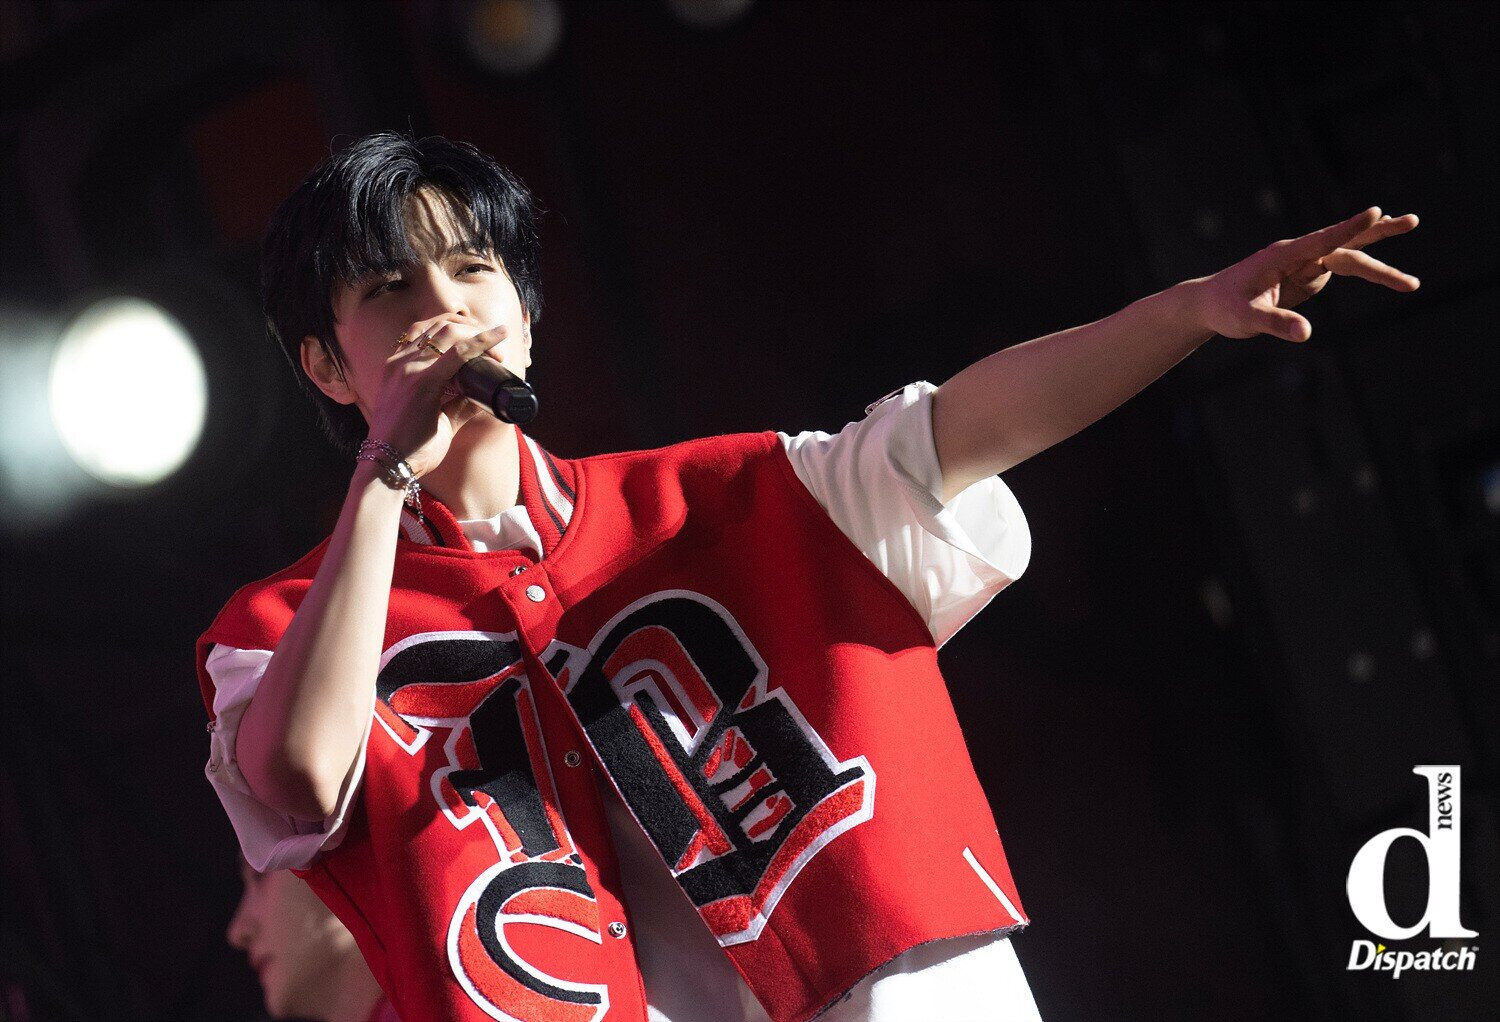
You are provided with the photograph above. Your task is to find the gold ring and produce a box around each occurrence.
[392,330,411,352]
[420,337,443,355]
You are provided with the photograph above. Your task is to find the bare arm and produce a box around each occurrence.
[931,208,1420,501]
[234,461,405,821]
[232,316,514,821]
[932,282,1209,500]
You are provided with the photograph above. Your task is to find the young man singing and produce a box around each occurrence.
[197,132,1419,1022]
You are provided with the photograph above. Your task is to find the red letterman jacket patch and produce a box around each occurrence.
[197,428,1029,1022]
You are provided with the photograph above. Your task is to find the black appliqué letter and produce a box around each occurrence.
[376,632,608,1022]
[566,592,874,944]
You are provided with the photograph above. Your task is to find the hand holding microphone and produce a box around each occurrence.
[450,351,538,424]
[368,316,537,480]
[405,315,537,425]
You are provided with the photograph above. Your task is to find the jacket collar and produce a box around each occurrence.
[397,427,577,558]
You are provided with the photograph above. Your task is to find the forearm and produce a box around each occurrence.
[236,460,405,821]
[931,278,1213,500]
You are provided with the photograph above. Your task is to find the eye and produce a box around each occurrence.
[461,262,493,275]
[365,277,403,298]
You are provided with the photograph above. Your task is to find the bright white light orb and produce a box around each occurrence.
[49,297,207,487]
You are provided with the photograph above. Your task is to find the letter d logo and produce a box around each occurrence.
[1346,766,1477,940]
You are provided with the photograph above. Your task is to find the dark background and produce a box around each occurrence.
[0,1,1495,1019]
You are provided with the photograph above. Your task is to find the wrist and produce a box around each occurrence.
[1167,277,1217,343]
[350,456,415,512]
[350,458,405,496]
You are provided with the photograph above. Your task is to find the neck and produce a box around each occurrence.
[323,951,386,1022]
[418,414,521,521]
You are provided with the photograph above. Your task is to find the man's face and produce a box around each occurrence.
[307,185,533,432]
[227,862,356,1019]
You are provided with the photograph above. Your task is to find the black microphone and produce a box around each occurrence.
[455,356,539,424]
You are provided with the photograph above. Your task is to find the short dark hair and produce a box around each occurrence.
[260,131,543,455]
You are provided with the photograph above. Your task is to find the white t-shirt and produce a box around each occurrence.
[205,381,1041,1021]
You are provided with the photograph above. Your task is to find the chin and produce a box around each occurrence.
[262,975,294,1020]
[453,401,514,437]
[265,974,324,1022]
[447,396,483,424]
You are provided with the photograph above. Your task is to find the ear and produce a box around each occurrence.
[301,336,357,405]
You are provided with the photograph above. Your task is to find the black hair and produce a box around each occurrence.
[260,131,543,455]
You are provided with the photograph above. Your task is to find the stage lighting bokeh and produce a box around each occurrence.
[48,296,208,487]
[455,0,564,76]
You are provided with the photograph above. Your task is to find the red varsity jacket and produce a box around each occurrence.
[196,428,1028,1022]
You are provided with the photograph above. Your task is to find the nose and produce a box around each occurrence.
[227,891,254,949]
[411,264,471,322]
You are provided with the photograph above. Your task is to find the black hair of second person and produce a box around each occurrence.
[260,131,544,456]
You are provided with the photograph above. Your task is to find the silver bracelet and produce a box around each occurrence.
[356,439,422,511]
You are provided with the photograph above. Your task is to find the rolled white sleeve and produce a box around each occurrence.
[778,380,1031,647]
[204,643,371,871]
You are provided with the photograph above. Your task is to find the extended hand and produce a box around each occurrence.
[1191,207,1420,343]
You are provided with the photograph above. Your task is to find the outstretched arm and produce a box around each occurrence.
[931,207,1420,501]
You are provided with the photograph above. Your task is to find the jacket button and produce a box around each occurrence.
[608,921,627,939]
[564,751,581,768]
[525,584,545,603]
